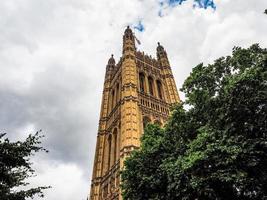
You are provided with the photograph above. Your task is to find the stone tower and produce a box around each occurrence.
[89,26,180,200]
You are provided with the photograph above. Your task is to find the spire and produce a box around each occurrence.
[108,54,115,65]
[157,42,165,52]
[157,42,167,60]
[106,54,116,77]
[123,25,134,43]
[124,25,133,36]
[123,25,135,53]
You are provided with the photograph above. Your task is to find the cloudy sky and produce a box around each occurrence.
[0,0,266,199]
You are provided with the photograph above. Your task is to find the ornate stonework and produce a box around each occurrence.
[89,26,180,200]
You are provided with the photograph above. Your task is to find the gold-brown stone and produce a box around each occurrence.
[89,27,180,200]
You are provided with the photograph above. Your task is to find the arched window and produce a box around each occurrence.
[113,129,118,164]
[156,80,163,99]
[107,134,112,170]
[148,76,154,96]
[139,73,145,93]
[143,116,151,130]
[154,119,162,127]
[116,84,120,103]
[111,90,115,108]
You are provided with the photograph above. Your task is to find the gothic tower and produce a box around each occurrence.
[89,26,180,200]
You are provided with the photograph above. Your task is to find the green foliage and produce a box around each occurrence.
[121,44,267,200]
[0,131,50,200]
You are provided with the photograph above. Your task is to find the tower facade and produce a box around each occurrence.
[89,26,180,200]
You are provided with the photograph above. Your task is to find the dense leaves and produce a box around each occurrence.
[121,44,267,200]
[0,131,50,200]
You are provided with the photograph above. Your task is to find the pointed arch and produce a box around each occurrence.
[148,76,154,96]
[139,72,145,93]
[116,83,120,103]
[143,116,151,130]
[107,134,112,170]
[156,80,163,99]
[113,128,118,164]
[111,89,115,110]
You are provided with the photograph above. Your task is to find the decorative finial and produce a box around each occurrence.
[108,54,115,65]
[158,42,160,46]
[127,25,130,29]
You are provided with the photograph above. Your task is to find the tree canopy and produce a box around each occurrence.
[121,44,267,200]
[0,131,50,200]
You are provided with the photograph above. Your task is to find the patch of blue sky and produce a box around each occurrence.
[168,0,187,7]
[193,0,216,10]
[133,21,145,32]
[158,0,216,16]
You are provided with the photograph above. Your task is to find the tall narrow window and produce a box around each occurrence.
[148,77,154,96]
[111,90,115,108]
[107,134,112,170]
[116,84,120,103]
[143,116,151,130]
[156,80,163,99]
[139,73,145,93]
[113,129,117,164]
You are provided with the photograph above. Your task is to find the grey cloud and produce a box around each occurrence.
[0,0,267,199]
[0,64,99,165]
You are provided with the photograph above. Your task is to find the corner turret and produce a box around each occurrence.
[108,54,115,65]
[123,26,136,54]
[157,42,168,60]
[106,54,116,72]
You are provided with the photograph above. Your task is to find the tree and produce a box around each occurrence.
[121,44,267,200]
[0,131,50,200]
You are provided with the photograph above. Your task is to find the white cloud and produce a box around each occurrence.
[0,0,266,199]
[28,159,88,200]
